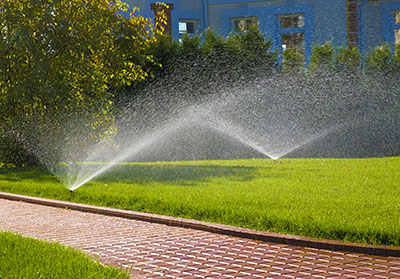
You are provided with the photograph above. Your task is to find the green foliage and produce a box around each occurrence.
[1,157,400,246]
[141,34,178,80]
[225,24,277,77]
[0,231,130,278]
[201,28,225,56]
[179,33,202,58]
[140,25,277,93]
[307,42,398,77]
[365,44,393,71]
[365,44,400,76]
[0,0,157,166]
[396,44,400,60]
[282,48,305,72]
[118,25,278,106]
[309,42,335,70]
[335,46,362,70]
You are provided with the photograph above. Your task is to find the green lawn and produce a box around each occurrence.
[0,231,130,279]
[0,157,399,246]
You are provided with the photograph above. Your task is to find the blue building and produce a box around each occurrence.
[123,0,400,63]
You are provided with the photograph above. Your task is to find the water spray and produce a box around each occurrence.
[39,66,398,191]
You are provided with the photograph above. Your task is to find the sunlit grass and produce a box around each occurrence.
[0,157,399,246]
[0,231,130,279]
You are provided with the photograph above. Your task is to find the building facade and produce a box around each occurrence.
[123,0,400,63]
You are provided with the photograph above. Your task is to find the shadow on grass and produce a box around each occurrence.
[0,167,58,183]
[0,163,284,186]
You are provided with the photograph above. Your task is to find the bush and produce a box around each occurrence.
[0,0,158,166]
[335,46,362,71]
[121,25,278,105]
[309,42,335,71]
[282,48,305,72]
[365,44,400,78]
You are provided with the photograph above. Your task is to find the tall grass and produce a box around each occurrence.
[0,157,399,246]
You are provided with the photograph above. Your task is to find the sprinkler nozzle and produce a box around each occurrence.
[69,189,73,193]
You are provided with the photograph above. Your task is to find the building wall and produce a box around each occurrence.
[124,0,400,58]
[364,1,385,55]
[377,0,400,54]
[207,0,349,63]
[209,0,347,44]
[123,0,205,38]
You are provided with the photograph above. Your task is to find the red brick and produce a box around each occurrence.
[1,197,400,279]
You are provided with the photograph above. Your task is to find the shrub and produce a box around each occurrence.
[0,0,158,166]
[309,42,335,71]
[335,46,362,71]
[123,25,278,102]
[282,48,305,72]
[365,44,394,73]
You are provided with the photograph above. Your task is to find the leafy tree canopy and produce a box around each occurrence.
[0,0,160,166]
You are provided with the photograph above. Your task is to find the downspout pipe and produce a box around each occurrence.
[359,0,370,57]
[203,0,209,31]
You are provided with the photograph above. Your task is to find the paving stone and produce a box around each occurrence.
[0,198,400,278]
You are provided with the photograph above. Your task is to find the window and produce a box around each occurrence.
[281,33,305,55]
[231,17,257,32]
[279,14,305,56]
[395,11,400,54]
[395,11,400,24]
[179,20,200,36]
[280,14,305,29]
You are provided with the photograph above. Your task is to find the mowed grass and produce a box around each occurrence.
[0,157,399,246]
[0,231,130,279]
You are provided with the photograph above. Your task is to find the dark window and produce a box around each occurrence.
[231,17,257,32]
[187,22,195,34]
[179,20,200,35]
[281,33,305,55]
[280,14,305,29]
[279,14,306,56]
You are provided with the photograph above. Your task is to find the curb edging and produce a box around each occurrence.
[1,192,399,258]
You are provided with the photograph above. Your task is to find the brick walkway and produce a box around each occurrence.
[1,198,400,278]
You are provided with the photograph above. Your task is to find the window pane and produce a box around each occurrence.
[232,17,257,31]
[187,22,195,34]
[395,29,400,45]
[178,20,200,35]
[179,22,187,33]
[395,11,400,24]
[280,14,305,29]
[281,33,305,55]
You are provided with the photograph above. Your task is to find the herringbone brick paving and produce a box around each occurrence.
[1,198,400,278]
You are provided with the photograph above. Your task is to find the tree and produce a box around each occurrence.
[0,0,160,166]
[133,25,278,101]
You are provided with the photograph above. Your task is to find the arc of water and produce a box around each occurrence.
[69,104,355,191]
[69,116,197,191]
[69,107,279,191]
[201,116,279,160]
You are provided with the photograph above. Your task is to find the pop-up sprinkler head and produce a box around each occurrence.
[69,189,73,193]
